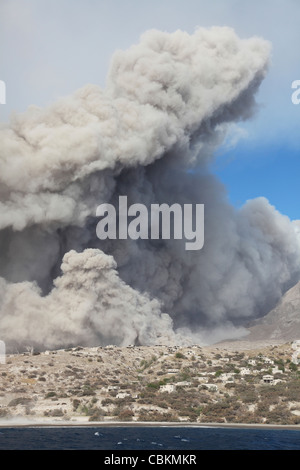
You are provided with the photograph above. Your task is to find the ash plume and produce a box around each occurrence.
[1,27,299,351]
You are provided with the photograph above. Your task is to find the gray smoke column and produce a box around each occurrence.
[0,27,299,351]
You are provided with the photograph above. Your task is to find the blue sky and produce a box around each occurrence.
[0,0,299,219]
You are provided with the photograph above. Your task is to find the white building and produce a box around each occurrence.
[176,381,192,387]
[240,368,251,376]
[116,392,131,399]
[262,357,274,365]
[167,369,179,374]
[262,375,274,384]
[107,385,120,392]
[272,365,283,374]
[159,384,176,393]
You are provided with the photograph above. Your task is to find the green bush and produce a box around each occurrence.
[147,382,160,390]
[289,363,298,372]
[175,352,186,359]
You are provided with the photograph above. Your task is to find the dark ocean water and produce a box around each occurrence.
[0,426,299,450]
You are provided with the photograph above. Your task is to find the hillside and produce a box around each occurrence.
[0,342,299,426]
[246,282,300,343]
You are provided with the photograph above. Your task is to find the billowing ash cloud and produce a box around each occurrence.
[1,27,300,351]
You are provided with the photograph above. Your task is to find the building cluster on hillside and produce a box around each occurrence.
[0,341,299,425]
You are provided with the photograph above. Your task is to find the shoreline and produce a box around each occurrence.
[0,420,300,431]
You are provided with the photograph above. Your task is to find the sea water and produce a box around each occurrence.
[0,426,299,450]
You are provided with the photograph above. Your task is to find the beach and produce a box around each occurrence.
[0,418,300,431]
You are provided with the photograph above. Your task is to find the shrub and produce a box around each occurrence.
[80,386,96,397]
[256,401,270,414]
[72,399,81,411]
[281,379,300,401]
[88,407,106,421]
[175,352,186,359]
[138,409,177,422]
[101,398,114,406]
[265,404,291,424]
[147,382,160,390]
[45,391,57,399]
[8,397,31,407]
[118,408,134,421]
[289,363,298,372]
[44,408,64,417]
[225,383,236,389]
[0,408,9,417]
[274,359,285,372]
